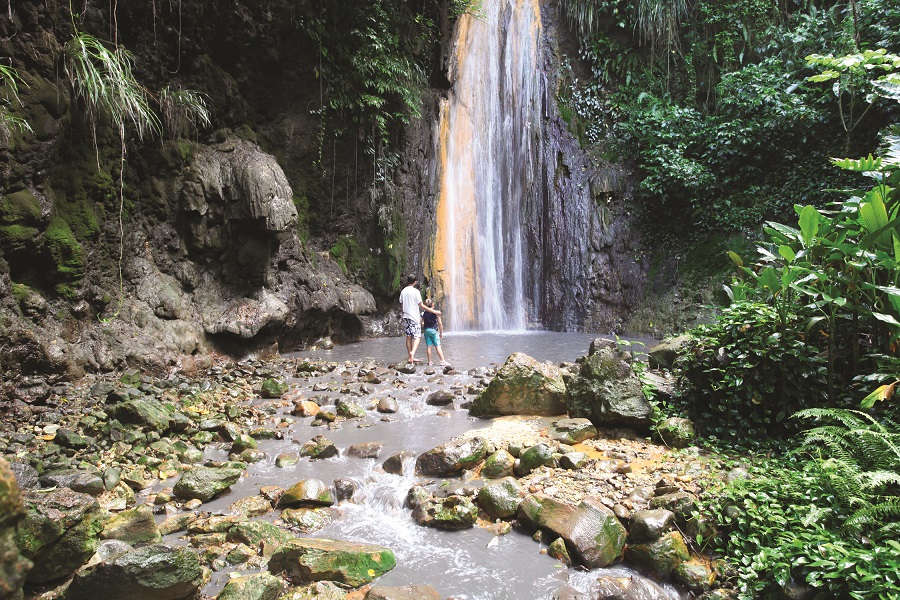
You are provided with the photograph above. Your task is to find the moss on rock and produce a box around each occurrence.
[44,216,85,287]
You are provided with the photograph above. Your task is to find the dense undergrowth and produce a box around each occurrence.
[554,1,900,596]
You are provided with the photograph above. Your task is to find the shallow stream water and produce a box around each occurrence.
[170,332,672,599]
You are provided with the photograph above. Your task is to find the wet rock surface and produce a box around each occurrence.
[0,349,730,599]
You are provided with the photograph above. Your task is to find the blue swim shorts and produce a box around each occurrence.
[424,328,440,347]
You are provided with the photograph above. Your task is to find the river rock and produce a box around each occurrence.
[347,441,384,459]
[276,452,300,468]
[279,479,335,507]
[292,400,320,417]
[173,465,243,502]
[549,418,598,444]
[648,335,691,369]
[517,494,626,568]
[468,353,567,416]
[412,494,478,530]
[656,417,696,448]
[63,543,203,600]
[515,443,555,476]
[365,586,442,600]
[229,494,274,518]
[559,452,588,470]
[39,469,106,496]
[626,530,690,580]
[481,449,515,478]
[415,436,488,476]
[9,462,39,490]
[101,504,161,545]
[268,538,396,587]
[566,340,652,429]
[0,457,31,598]
[227,520,295,553]
[382,451,416,475]
[649,491,699,526]
[261,378,289,398]
[218,571,283,600]
[477,477,524,520]
[377,397,399,413]
[108,398,173,432]
[279,581,347,599]
[231,434,258,454]
[281,507,336,533]
[548,537,572,566]
[336,398,366,419]
[425,390,456,406]
[54,428,91,449]
[675,561,715,593]
[594,572,671,600]
[16,487,106,583]
[299,434,339,459]
[628,509,676,542]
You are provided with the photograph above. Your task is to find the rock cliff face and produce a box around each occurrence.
[0,0,650,399]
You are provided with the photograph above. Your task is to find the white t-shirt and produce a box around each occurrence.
[400,285,422,321]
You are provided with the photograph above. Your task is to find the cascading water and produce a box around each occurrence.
[431,0,544,331]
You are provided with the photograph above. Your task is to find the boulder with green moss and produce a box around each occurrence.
[469,353,567,417]
[0,458,32,599]
[268,538,396,587]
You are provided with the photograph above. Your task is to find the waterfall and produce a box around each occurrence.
[431,0,544,331]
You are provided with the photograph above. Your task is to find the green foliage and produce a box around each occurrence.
[44,216,85,293]
[796,408,900,536]
[0,61,34,136]
[707,450,900,599]
[330,235,366,277]
[676,300,827,445]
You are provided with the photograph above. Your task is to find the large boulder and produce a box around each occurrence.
[101,505,161,545]
[468,353,567,417]
[648,335,691,369]
[278,479,335,507]
[411,494,478,530]
[63,544,203,600]
[16,488,106,583]
[0,458,32,599]
[268,538,396,587]
[593,572,672,600]
[108,398,173,432]
[415,437,488,477]
[566,340,652,430]
[518,494,626,568]
[172,465,243,502]
[549,418,598,444]
[625,531,690,580]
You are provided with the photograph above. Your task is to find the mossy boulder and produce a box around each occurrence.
[477,477,524,520]
[227,520,295,551]
[63,544,203,600]
[656,417,696,448]
[549,418,598,444]
[0,458,32,598]
[16,488,107,583]
[261,378,289,398]
[515,443,555,476]
[517,494,626,568]
[412,494,478,530]
[626,530,690,580]
[481,450,515,479]
[172,465,244,503]
[469,353,567,417]
[44,216,85,284]
[566,340,652,430]
[278,479,335,508]
[0,189,42,223]
[268,538,396,587]
[217,571,283,600]
[101,505,161,545]
[415,436,488,477]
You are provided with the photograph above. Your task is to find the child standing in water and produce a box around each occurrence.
[422,298,450,367]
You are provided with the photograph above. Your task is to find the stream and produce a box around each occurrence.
[165,331,673,599]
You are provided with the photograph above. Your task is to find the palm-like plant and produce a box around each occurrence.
[0,62,34,136]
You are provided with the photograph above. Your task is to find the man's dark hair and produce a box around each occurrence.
[406,274,417,285]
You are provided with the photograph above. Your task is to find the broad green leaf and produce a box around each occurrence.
[798,205,820,247]
[872,312,900,327]
[727,251,743,268]
[778,245,796,262]
[861,382,895,409]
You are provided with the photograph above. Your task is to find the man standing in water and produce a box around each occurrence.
[400,275,440,364]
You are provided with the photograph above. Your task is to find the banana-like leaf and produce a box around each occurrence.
[727,250,743,268]
[778,245,796,262]
[798,205,820,248]
[764,221,802,243]
[873,312,900,327]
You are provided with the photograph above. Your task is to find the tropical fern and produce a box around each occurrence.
[795,408,900,536]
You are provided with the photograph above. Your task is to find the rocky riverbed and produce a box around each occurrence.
[0,339,739,600]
